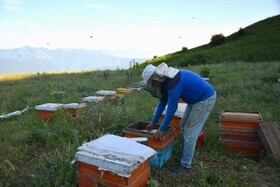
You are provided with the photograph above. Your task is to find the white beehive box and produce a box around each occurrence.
[35,103,63,121]
[80,96,104,104]
[75,134,156,177]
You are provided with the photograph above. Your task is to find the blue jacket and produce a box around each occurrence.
[151,70,215,132]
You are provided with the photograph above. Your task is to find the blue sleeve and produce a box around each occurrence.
[151,99,167,125]
[159,86,181,132]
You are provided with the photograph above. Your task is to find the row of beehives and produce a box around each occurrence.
[35,88,135,122]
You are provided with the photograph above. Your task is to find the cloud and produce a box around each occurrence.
[143,17,160,23]
[3,0,24,11]
[82,3,112,10]
[14,20,42,31]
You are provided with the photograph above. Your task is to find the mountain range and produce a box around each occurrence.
[0,46,146,74]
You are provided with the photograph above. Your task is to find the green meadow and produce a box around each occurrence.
[0,61,279,186]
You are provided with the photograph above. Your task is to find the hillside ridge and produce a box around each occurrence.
[141,14,280,67]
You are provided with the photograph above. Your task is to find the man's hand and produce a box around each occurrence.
[153,130,163,141]
[146,123,154,131]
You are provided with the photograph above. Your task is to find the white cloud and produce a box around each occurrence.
[82,3,112,10]
[143,17,160,23]
[3,0,24,11]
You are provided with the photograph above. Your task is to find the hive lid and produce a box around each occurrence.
[75,134,156,177]
[162,103,187,118]
[63,103,87,109]
[220,110,262,120]
[80,96,104,103]
[35,103,63,111]
[116,88,133,94]
[96,90,116,96]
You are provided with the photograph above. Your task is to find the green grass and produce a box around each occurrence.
[0,61,279,186]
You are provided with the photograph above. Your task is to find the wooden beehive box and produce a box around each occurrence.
[219,110,263,133]
[122,122,175,151]
[220,131,260,142]
[75,135,156,187]
[80,96,104,104]
[116,88,133,94]
[158,115,181,139]
[77,160,150,187]
[96,90,121,104]
[63,103,87,116]
[219,138,262,157]
[158,103,187,139]
[35,103,63,121]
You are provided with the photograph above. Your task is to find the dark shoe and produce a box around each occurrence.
[173,156,181,163]
[169,164,192,173]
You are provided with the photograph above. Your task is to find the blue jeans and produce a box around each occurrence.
[180,92,216,169]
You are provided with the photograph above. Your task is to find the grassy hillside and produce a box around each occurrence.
[140,15,280,67]
[0,62,280,186]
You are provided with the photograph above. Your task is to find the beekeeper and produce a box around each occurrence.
[142,62,216,173]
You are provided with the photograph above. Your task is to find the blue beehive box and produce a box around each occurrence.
[149,140,174,169]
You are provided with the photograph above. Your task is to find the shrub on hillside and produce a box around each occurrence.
[182,46,188,51]
[210,33,226,46]
[237,27,245,37]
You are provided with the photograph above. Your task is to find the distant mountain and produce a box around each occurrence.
[0,46,147,74]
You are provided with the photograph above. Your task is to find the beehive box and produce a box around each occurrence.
[220,131,259,142]
[96,90,116,96]
[219,110,263,133]
[80,96,104,104]
[158,103,187,139]
[219,138,262,157]
[77,160,150,187]
[158,115,181,139]
[122,122,175,151]
[75,135,156,187]
[178,98,185,103]
[96,90,118,104]
[116,88,133,94]
[149,141,174,169]
[35,103,63,121]
[63,103,87,116]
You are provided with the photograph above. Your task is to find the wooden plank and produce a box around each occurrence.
[257,122,280,155]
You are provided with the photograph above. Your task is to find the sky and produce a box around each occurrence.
[0,0,279,58]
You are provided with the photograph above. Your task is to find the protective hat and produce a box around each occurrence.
[142,64,156,81]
